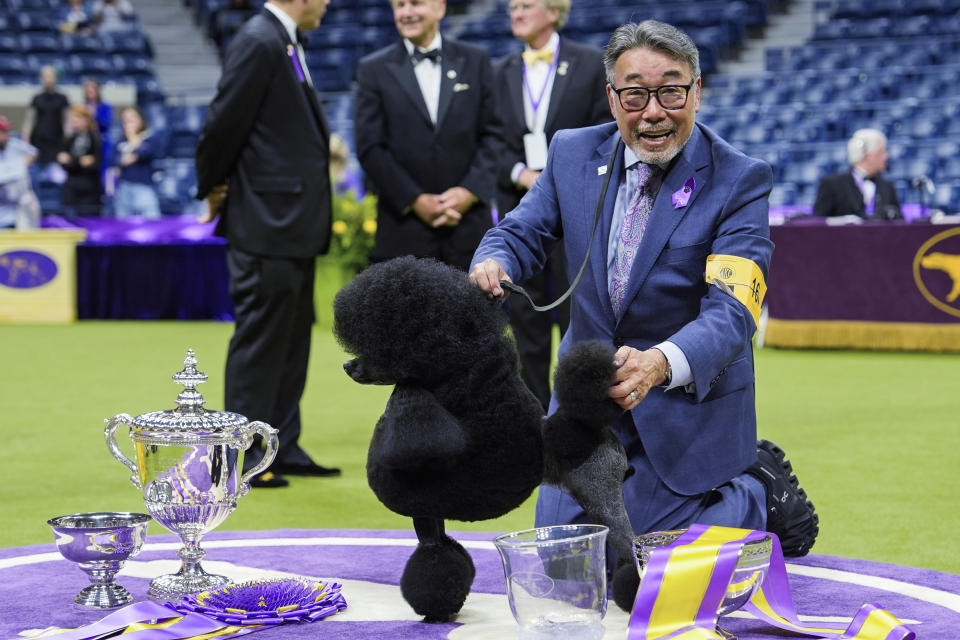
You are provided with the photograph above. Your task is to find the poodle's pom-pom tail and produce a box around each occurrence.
[553,340,623,427]
[612,560,641,612]
[400,537,476,622]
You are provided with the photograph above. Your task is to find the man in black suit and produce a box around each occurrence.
[354,0,501,272]
[494,0,610,409]
[813,128,902,220]
[195,0,339,488]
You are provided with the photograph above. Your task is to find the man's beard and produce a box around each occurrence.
[628,126,688,167]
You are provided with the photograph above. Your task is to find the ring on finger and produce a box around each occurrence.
[629,390,638,402]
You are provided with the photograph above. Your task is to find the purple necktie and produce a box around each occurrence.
[610,163,658,316]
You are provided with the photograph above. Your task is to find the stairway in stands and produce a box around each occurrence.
[129,0,221,103]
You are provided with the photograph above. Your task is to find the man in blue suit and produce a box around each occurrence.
[471,20,818,558]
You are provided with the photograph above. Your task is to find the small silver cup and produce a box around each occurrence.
[48,512,151,608]
[633,529,772,639]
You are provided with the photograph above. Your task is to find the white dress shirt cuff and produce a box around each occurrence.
[653,340,692,391]
[511,162,527,186]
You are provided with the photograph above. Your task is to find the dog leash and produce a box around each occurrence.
[499,138,623,312]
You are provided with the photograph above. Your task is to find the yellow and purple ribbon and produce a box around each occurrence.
[627,524,915,640]
[40,578,346,640]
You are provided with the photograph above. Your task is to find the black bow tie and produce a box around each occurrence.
[411,48,441,64]
[295,30,307,46]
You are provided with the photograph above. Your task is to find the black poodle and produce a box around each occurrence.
[333,256,639,621]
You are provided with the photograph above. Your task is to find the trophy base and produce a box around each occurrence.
[148,570,230,599]
[75,582,133,609]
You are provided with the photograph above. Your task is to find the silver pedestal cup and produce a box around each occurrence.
[104,349,278,599]
[633,529,772,639]
[47,512,151,608]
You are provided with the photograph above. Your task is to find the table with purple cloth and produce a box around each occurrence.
[42,216,234,320]
[0,528,954,638]
[764,218,960,351]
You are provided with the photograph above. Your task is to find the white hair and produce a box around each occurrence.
[847,128,887,165]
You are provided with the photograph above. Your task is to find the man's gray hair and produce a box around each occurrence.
[847,128,887,165]
[603,20,700,85]
[542,0,571,30]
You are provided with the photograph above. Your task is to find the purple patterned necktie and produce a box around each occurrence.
[610,162,658,316]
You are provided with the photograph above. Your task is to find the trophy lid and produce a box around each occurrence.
[129,349,249,436]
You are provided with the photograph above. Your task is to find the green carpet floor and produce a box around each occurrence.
[2,320,957,574]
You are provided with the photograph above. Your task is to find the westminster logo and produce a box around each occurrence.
[0,250,58,289]
[914,228,960,319]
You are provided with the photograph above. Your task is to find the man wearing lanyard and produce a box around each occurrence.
[353,0,501,272]
[493,0,610,410]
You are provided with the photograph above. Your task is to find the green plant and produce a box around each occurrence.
[330,191,378,273]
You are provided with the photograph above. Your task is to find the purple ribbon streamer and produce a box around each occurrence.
[671,177,696,208]
[40,601,184,640]
[287,45,306,83]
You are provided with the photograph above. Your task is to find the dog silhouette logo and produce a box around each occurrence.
[0,250,58,289]
[914,227,960,318]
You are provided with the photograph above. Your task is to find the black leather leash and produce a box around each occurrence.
[499,138,623,312]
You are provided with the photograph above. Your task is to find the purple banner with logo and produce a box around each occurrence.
[767,220,960,324]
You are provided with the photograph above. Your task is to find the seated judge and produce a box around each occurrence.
[813,128,901,220]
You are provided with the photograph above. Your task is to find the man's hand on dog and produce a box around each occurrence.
[610,347,668,409]
[470,259,512,298]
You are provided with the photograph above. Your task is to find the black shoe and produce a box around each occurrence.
[273,462,342,477]
[747,440,818,557]
[249,471,289,488]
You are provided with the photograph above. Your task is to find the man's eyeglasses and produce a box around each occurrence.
[610,83,693,112]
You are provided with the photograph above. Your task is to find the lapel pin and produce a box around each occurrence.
[447,69,457,79]
[453,83,470,92]
[597,165,607,176]
[557,61,568,76]
[671,177,696,208]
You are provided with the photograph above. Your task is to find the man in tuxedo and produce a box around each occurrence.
[813,128,902,220]
[195,0,339,488]
[494,0,610,409]
[353,0,501,272]
[471,21,818,558]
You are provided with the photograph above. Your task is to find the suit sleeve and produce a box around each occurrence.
[195,35,273,200]
[353,59,424,213]
[668,158,774,403]
[457,52,503,208]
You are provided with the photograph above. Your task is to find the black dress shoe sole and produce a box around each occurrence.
[249,472,289,488]
[274,464,342,477]
[752,440,819,557]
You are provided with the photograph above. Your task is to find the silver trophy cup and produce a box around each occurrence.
[47,511,151,608]
[105,349,278,599]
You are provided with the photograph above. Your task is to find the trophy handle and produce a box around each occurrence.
[104,414,142,490]
[238,420,279,497]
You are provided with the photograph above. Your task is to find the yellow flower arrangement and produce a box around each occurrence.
[329,190,378,273]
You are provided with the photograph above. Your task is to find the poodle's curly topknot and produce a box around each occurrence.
[333,256,509,385]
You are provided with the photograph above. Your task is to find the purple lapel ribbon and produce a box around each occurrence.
[287,44,306,83]
[671,177,695,209]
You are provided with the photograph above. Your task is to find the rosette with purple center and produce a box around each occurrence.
[175,577,347,625]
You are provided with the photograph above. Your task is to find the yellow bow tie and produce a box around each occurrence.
[522,48,554,66]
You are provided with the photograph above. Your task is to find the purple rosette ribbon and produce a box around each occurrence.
[175,577,348,625]
[671,177,695,209]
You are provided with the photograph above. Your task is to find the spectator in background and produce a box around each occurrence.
[329,133,363,197]
[22,66,69,168]
[494,0,610,410]
[58,105,102,217]
[83,78,113,185]
[59,0,94,35]
[813,128,902,220]
[92,0,135,32]
[0,115,40,230]
[353,0,502,273]
[111,106,160,218]
[213,0,255,52]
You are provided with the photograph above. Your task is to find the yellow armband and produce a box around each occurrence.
[704,254,766,328]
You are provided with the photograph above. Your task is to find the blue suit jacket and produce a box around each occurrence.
[472,121,774,495]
